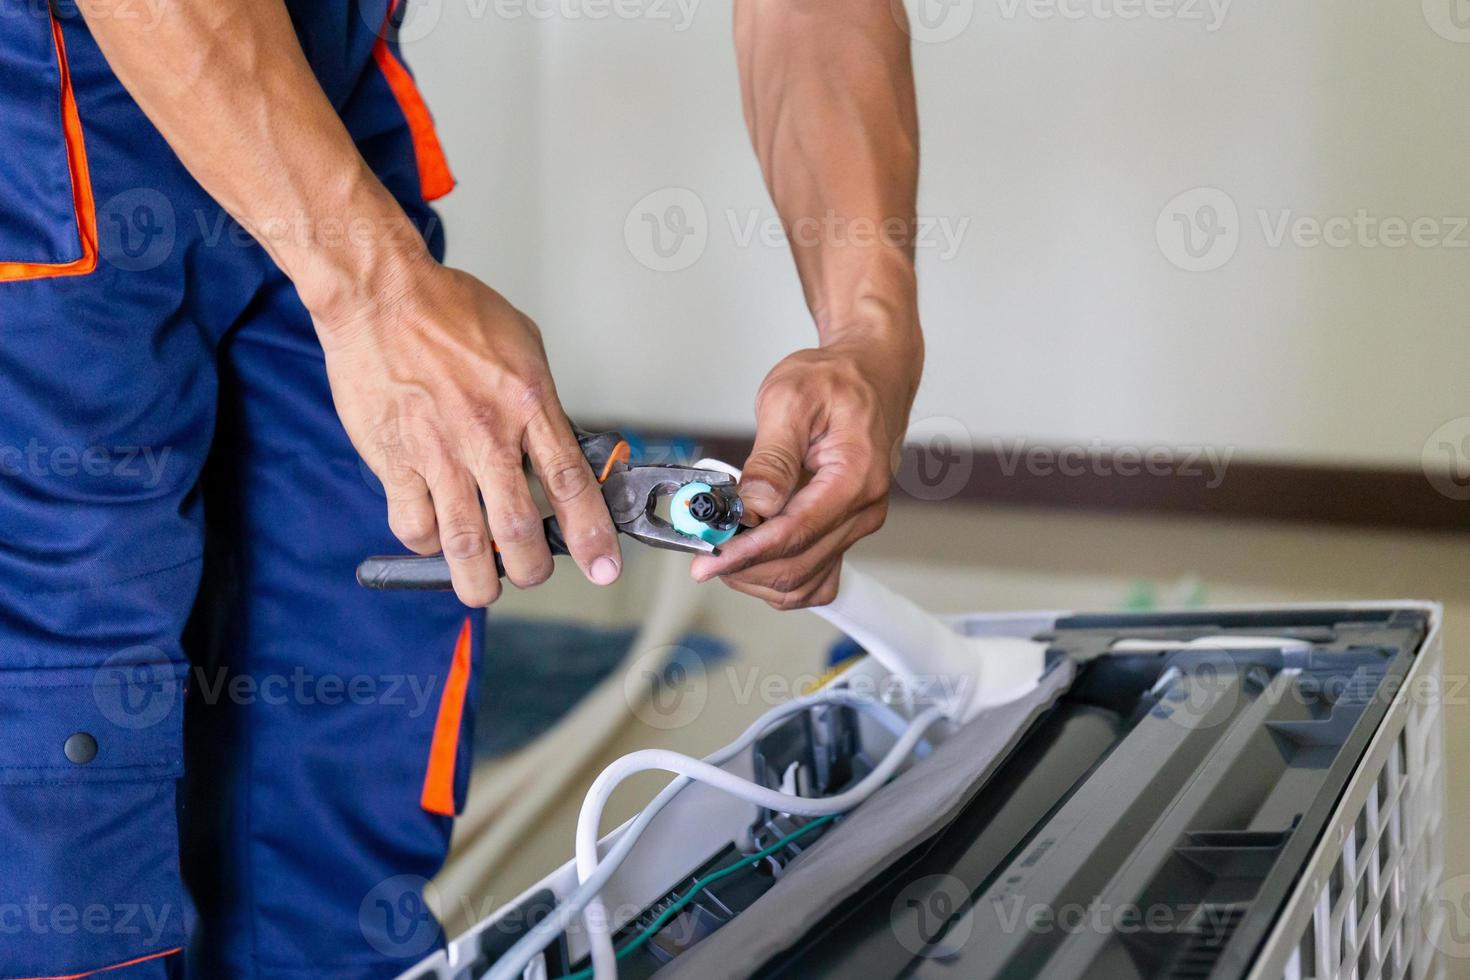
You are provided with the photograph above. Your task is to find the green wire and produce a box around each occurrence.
[557,813,838,980]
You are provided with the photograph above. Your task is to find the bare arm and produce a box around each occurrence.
[76,0,622,606]
[691,0,924,608]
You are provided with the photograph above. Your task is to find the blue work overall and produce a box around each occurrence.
[0,3,479,976]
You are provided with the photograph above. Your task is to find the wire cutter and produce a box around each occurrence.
[355,428,745,591]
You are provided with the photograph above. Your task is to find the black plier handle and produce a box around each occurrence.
[354,516,570,590]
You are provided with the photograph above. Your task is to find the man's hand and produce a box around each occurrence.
[318,258,622,607]
[689,329,920,609]
[720,0,924,607]
[74,0,621,609]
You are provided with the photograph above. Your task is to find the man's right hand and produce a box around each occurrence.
[316,256,622,607]
[71,0,621,607]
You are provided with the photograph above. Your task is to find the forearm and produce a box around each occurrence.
[703,1,924,606]
[75,0,428,327]
[77,2,625,607]
[733,0,922,361]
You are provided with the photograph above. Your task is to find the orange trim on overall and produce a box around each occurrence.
[421,616,473,816]
[0,13,98,283]
[16,946,183,980]
[373,1,455,202]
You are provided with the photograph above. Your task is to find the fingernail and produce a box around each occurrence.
[590,556,620,586]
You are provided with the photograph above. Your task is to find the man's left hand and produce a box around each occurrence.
[689,331,921,609]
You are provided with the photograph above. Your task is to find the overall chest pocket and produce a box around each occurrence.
[0,8,97,282]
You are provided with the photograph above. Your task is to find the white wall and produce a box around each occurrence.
[404,0,1470,469]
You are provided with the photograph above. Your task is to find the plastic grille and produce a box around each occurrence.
[1277,646,1447,980]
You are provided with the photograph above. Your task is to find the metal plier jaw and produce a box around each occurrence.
[355,428,744,591]
[602,465,742,556]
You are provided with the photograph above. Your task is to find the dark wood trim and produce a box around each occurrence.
[612,427,1470,533]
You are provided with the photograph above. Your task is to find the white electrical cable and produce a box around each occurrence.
[482,690,919,980]
[576,704,947,978]
[494,455,1039,978]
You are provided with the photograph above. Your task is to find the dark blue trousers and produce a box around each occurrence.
[0,4,479,977]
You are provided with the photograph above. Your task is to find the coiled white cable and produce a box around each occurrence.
[492,455,1037,978]
[483,690,920,980]
[576,704,947,978]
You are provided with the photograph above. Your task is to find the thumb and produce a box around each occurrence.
[740,411,809,523]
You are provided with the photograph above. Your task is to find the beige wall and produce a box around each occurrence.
[407,0,1470,469]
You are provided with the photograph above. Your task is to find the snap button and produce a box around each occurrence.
[64,732,98,765]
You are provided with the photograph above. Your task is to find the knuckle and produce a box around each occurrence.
[763,559,819,599]
[541,454,593,503]
[769,590,808,612]
[508,375,549,414]
[388,509,437,547]
[442,526,489,561]
[831,479,868,516]
[768,571,805,597]
[510,561,555,589]
[756,368,803,407]
[861,500,889,536]
[518,313,545,343]
[746,448,801,482]
[491,510,543,547]
[864,469,893,505]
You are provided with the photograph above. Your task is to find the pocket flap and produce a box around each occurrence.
[0,656,186,785]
